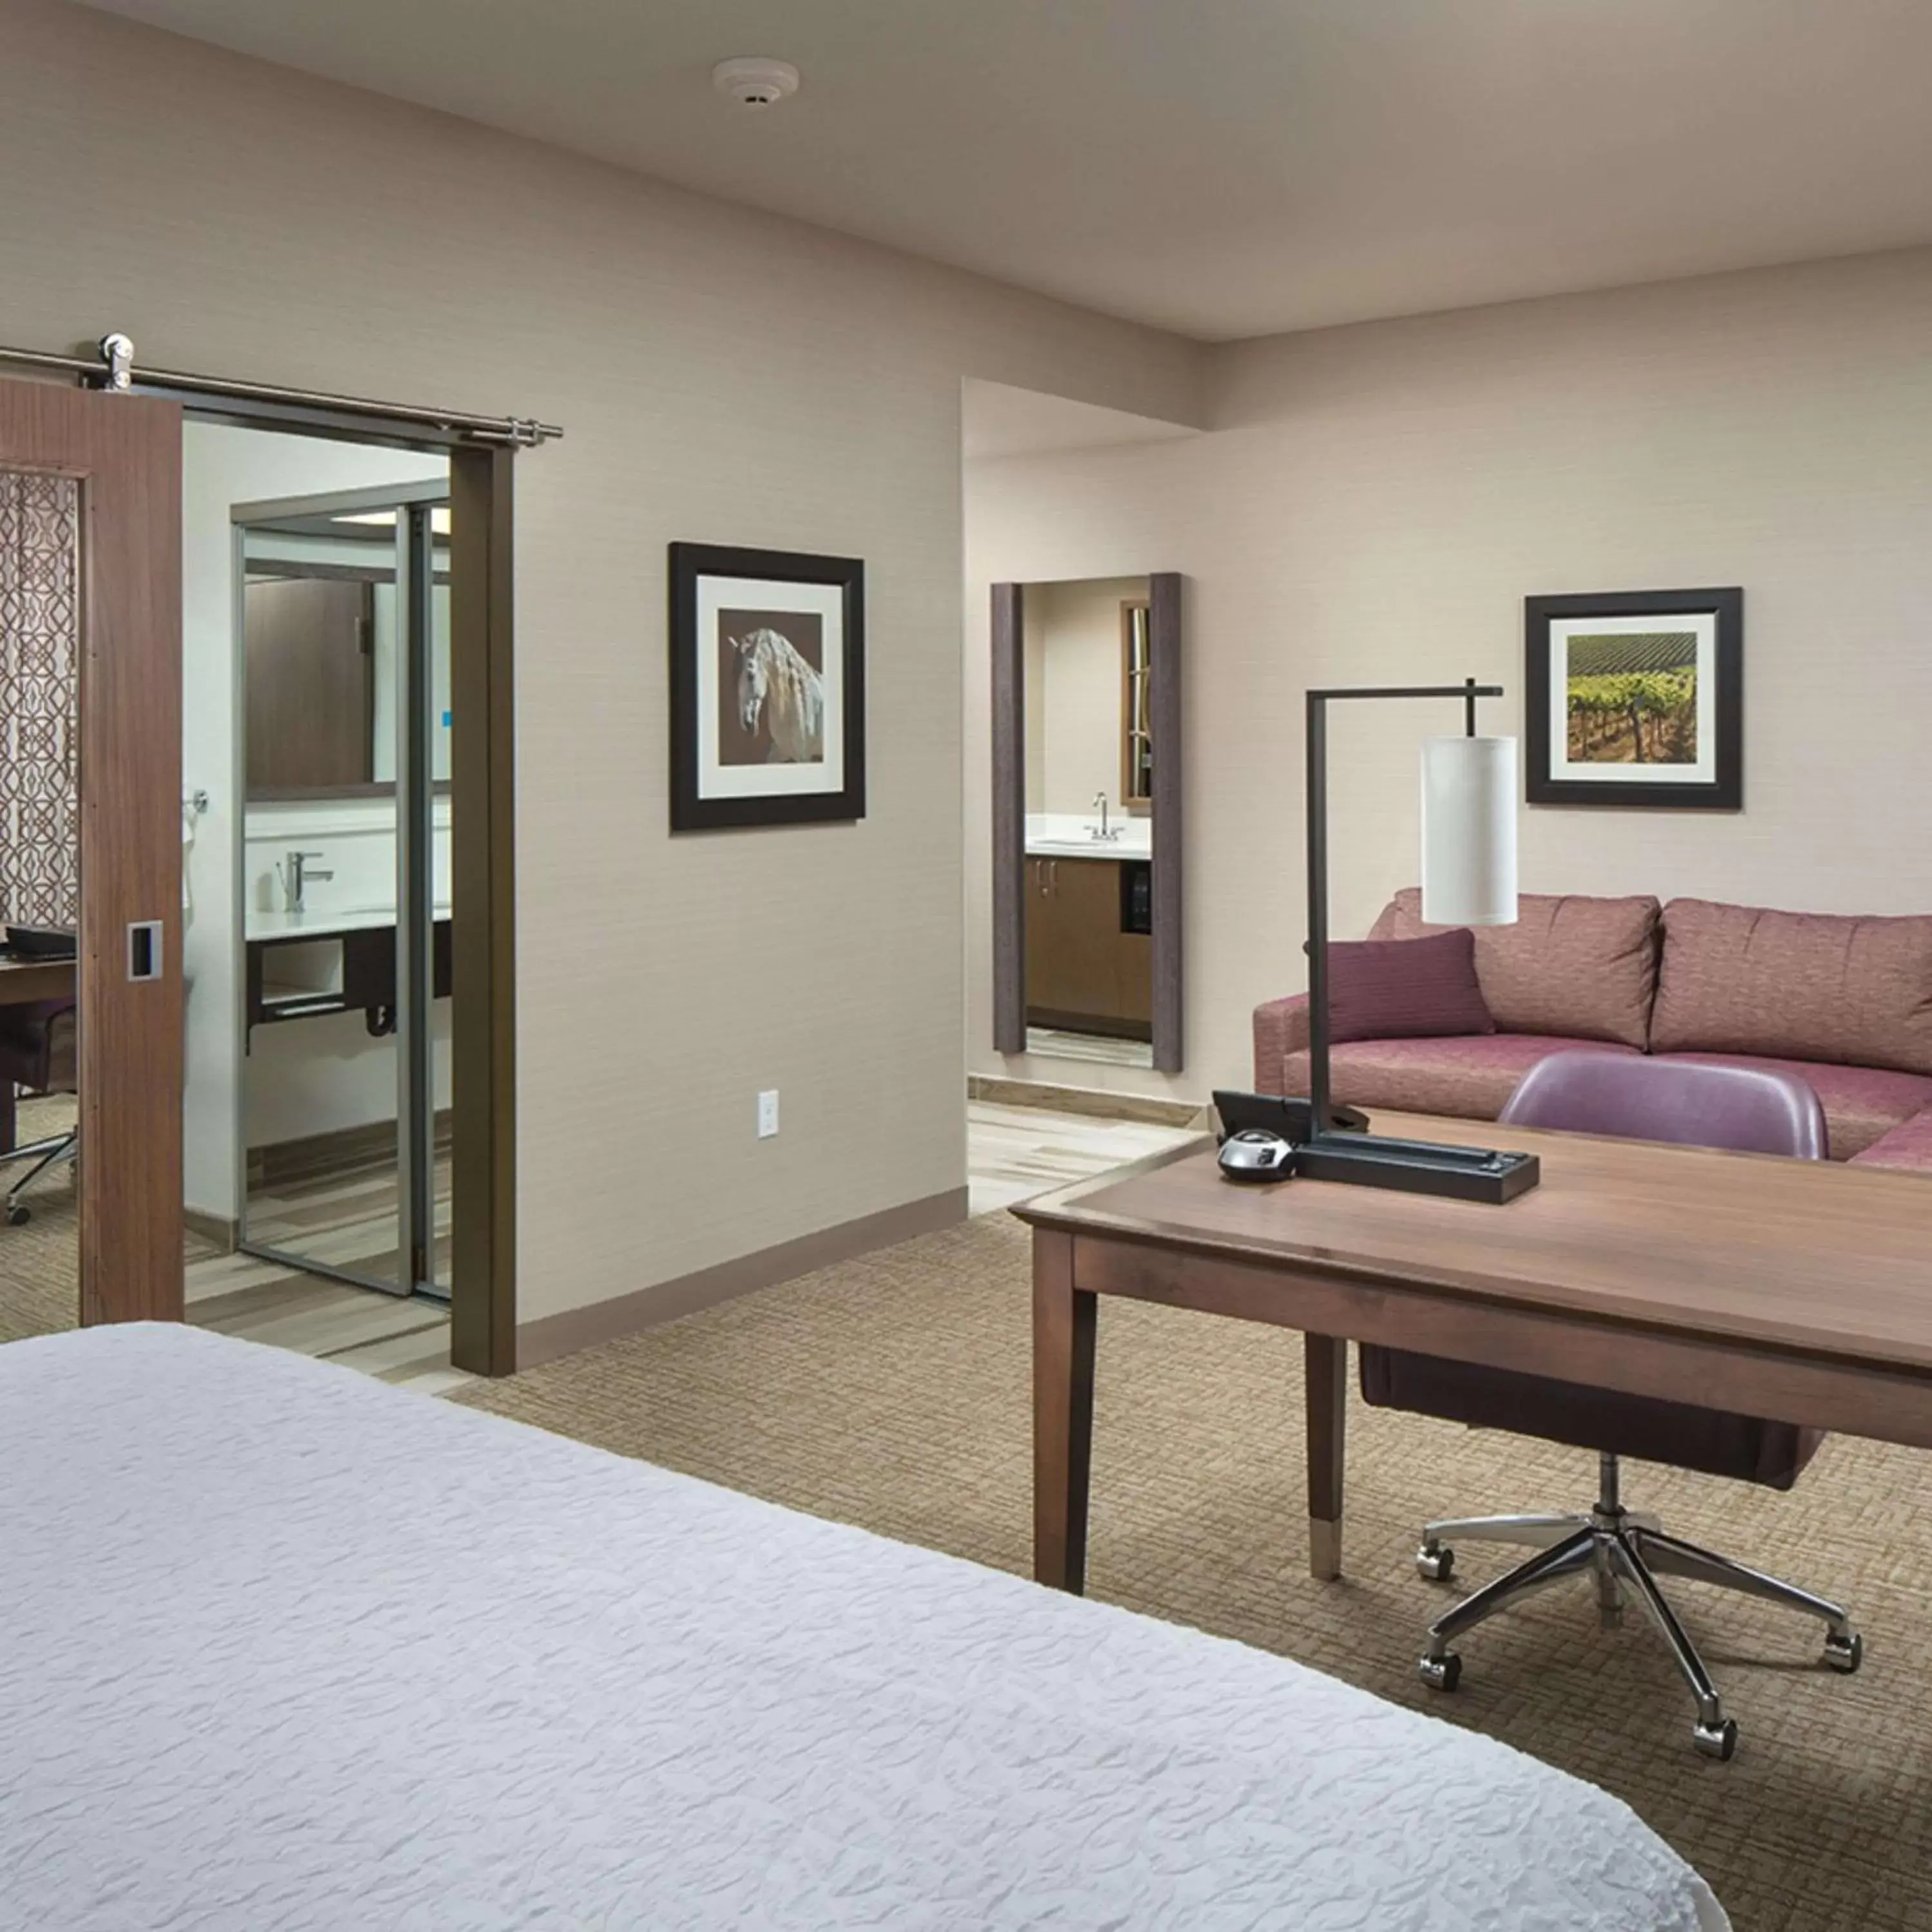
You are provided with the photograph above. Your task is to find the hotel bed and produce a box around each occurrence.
[0,1325,1727,1931]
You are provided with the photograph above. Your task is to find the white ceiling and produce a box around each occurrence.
[961,383,1197,462]
[79,0,1932,342]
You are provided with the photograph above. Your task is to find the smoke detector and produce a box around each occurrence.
[712,57,800,109]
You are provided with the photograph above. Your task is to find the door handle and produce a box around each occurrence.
[127,920,164,982]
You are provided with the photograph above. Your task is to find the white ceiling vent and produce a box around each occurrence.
[712,58,800,110]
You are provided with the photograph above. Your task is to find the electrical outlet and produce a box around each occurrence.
[757,1089,780,1139]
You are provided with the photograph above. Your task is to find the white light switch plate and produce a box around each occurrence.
[757,1090,780,1139]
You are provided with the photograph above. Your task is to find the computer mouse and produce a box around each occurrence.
[1217,1128,1296,1184]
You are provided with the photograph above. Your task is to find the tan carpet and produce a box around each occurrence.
[460,1209,1932,1932]
[0,1095,78,1342]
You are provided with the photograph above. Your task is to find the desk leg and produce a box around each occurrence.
[1034,1228,1095,1594]
[1306,1333,1347,1580]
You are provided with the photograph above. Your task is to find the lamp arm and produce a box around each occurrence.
[1303,680,1504,1135]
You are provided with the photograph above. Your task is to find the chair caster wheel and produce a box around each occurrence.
[1692,1717,1738,1762]
[1823,1629,1862,1675]
[6,1205,29,1226]
[1416,1544,1455,1583]
[1418,1652,1461,1692]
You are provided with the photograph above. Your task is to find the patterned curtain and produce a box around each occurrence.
[0,470,80,929]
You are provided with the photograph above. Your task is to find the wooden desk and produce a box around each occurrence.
[0,952,75,1009]
[0,952,77,1154]
[1015,1112,1932,1593]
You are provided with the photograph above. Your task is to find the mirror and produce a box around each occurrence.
[1122,599,1153,809]
[235,478,453,1302]
[1021,576,1155,1068]
[242,503,451,798]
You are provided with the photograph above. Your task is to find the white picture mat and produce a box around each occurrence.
[696,574,846,800]
[1548,612,1717,786]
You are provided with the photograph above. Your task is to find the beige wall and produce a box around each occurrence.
[966,248,1932,1101]
[0,0,1206,1324]
[1021,576,1147,815]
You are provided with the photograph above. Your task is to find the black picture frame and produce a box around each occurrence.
[1524,587,1743,811]
[669,541,866,831]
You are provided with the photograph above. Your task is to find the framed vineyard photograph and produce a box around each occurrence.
[1525,587,1742,810]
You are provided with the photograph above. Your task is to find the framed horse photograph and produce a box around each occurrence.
[668,542,866,831]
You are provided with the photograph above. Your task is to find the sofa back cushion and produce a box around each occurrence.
[1370,889,1660,1050]
[1651,898,1932,1076]
[1327,929,1495,1043]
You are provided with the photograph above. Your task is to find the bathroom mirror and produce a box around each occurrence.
[242,502,451,800]
[234,475,454,1302]
[991,573,1182,1074]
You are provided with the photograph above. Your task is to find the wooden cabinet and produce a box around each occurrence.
[1025,857,1152,1037]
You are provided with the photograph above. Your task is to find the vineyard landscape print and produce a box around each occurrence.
[1565,630,1698,765]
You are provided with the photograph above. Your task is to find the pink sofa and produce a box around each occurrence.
[1253,891,1932,1173]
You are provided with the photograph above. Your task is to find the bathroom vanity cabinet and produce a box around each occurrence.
[1024,855,1151,1037]
[245,914,452,1042]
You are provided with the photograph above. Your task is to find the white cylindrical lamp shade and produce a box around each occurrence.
[1421,735,1518,927]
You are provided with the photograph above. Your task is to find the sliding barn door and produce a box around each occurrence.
[0,377,183,1323]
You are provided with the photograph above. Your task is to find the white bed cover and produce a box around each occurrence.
[0,1326,1728,1931]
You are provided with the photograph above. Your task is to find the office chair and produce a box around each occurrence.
[0,999,78,1225]
[1362,1049,1859,1761]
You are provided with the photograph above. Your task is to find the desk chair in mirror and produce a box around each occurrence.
[0,924,80,1226]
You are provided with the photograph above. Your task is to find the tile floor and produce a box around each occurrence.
[188,1148,464,1394]
[1024,1026,1156,1068]
[967,1098,1201,1216]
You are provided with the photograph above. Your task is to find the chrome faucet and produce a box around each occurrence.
[1090,790,1119,841]
[285,849,334,913]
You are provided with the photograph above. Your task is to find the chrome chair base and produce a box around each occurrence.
[1414,1459,1860,1761]
[3,1128,77,1225]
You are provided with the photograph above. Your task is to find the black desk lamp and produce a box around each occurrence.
[1298,677,1540,1203]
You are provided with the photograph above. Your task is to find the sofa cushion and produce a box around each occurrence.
[1651,899,1932,1077]
[1328,929,1494,1043]
[1371,889,1660,1050]
[1849,1108,1932,1174]
[1282,1033,1636,1124]
[1660,1052,1932,1160]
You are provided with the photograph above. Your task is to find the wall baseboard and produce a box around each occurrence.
[515,1184,971,1371]
[249,1109,455,1189]
[184,1207,239,1255]
[969,1074,1208,1129]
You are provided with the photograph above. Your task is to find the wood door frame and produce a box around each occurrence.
[225,451,518,1372]
[990,582,1027,1055]
[448,445,516,1376]
[1146,572,1182,1074]
[0,378,184,1323]
[990,574,1183,1072]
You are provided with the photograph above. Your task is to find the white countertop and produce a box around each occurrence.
[247,905,452,942]
[1025,812,1152,861]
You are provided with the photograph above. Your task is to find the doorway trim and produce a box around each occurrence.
[219,437,518,1376]
[448,446,516,1376]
